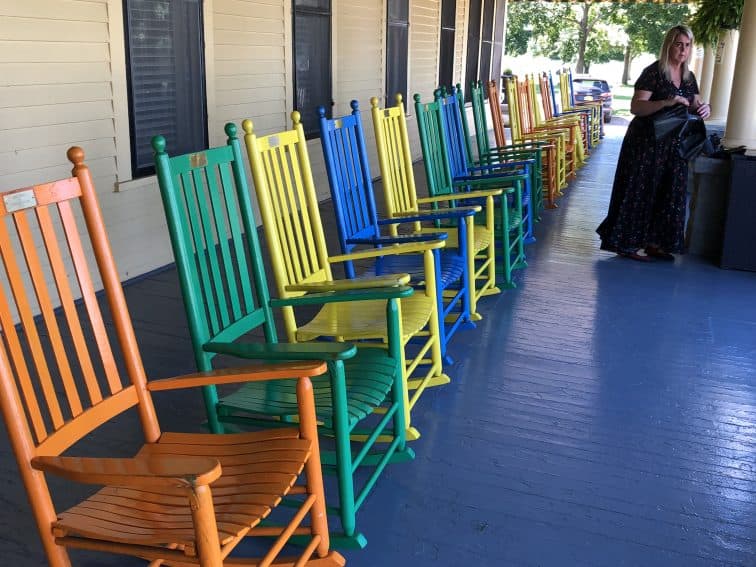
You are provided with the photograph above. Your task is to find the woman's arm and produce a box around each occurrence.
[690,95,711,119]
[630,89,690,117]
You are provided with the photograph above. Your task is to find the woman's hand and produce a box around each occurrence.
[695,102,711,119]
[667,95,690,107]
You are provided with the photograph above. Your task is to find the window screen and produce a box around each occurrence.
[386,0,409,106]
[124,0,207,178]
[293,0,332,138]
[478,0,495,84]
[464,0,482,101]
[438,0,457,89]
[490,0,507,95]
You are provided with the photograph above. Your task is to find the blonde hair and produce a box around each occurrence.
[659,25,694,81]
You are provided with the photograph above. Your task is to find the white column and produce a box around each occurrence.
[698,45,715,101]
[708,28,739,122]
[690,46,703,79]
[723,0,756,150]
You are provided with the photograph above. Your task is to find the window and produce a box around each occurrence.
[438,0,457,89]
[124,0,208,178]
[465,0,506,99]
[293,0,332,138]
[478,0,495,84]
[386,0,409,106]
[490,0,507,94]
[464,0,482,100]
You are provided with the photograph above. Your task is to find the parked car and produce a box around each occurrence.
[573,76,613,123]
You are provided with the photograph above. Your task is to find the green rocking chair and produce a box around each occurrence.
[152,126,414,549]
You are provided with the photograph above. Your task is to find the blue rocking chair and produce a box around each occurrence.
[319,101,478,365]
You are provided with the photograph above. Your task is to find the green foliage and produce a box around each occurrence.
[622,3,691,58]
[690,0,744,49]
[505,1,625,67]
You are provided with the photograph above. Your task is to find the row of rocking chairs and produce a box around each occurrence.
[0,72,596,566]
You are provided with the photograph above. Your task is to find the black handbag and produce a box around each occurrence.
[650,104,707,160]
[677,115,707,160]
[651,104,689,140]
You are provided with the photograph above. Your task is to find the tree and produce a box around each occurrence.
[619,3,691,84]
[505,1,623,73]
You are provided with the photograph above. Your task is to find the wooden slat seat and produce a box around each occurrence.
[217,348,397,428]
[55,429,310,550]
[359,254,467,293]
[297,296,435,343]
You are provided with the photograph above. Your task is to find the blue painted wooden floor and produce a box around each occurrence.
[1,123,754,566]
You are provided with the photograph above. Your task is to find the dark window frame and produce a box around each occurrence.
[478,0,495,84]
[123,0,208,179]
[438,0,457,90]
[464,0,483,101]
[386,0,409,108]
[292,0,333,139]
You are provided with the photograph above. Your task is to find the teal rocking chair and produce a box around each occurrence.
[152,125,414,549]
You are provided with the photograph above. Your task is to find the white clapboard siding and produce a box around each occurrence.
[212,0,288,148]
[406,0,441,162]
[332,0,384,185]
[455,0,467,85]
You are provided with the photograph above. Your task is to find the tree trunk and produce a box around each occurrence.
[575,4,591,74]
[622,44,632,85]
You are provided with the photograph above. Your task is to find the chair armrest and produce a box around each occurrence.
[346,233,443,246]
[146,361,327,392]
[466,159,534,173]
[380,206,480,224]
[204,341,357,361]
[271,285,414,307]
[328,240,445,264]
[31,455,222,489]
[285,274,410,292]
[416,189,502,204]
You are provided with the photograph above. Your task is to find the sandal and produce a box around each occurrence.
[645,246,674,261]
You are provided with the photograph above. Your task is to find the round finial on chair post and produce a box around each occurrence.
[67,146,86,168]
[150,135,167,155]
[370,96,379,109]
[395,93,403,105]
[224,122,238,139]
[350,99,359,112]
[241,119,254,136]
[291,110,302,126]
[317,106,327,118]
[413,93,421,103]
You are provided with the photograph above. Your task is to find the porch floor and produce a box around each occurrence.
[2,123,755,566]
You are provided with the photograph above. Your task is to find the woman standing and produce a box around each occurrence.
[597,25,711,261]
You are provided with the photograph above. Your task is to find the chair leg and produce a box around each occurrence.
[326,360,364,548]
[190,485,223,567]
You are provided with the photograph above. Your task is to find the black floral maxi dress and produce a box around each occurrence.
[597,61,699,254]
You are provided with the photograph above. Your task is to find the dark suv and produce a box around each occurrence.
[573,77,613,123]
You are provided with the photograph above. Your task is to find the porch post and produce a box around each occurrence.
[697,45,715,102]
[707,28,739,122]
[722,0,756,150]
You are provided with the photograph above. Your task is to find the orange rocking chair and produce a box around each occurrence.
[0,148,345,567]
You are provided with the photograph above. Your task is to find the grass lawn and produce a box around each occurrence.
[611,84,634,119]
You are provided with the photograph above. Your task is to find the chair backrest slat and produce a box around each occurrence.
[370,96,421,234]
[414,92,456,199]
[319,102,382,268]
[37,206,103,409]
[486,80,509,147]
[153,136,276,372]
[0,153,159,457]
[242,115,332,298]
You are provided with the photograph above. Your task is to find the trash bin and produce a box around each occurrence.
[686,155,731,260]
[720,154,756,272]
